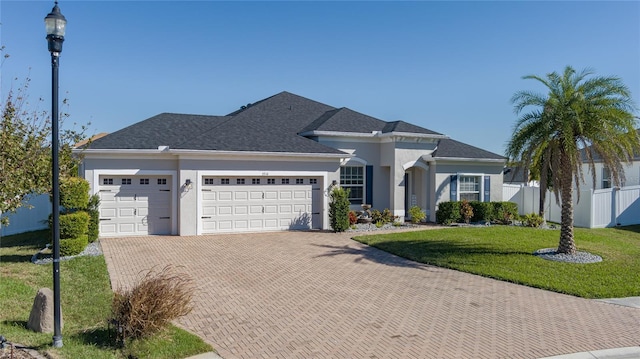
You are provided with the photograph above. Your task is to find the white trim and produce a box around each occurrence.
[435,157,505,163]
[402,160,429,171]
[195,170,329,235]
[456,173,484,202]
[77,148,349,160]
[93,169,178,235]
[300,130,448,140]
[341,156,368,166]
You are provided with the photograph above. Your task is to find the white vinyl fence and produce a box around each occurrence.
[0,194,51,237]
[502,184,640,228]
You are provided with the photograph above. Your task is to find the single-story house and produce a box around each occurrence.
[580,129,640,190]
[77,91,506,237]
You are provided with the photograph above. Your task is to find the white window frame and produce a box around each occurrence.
[456,173,485,202]
[602,167,611,189]
[340,165,365,205]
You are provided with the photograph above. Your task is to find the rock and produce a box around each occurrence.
[27,288,63,333]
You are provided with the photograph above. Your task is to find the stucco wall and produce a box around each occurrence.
[581,162,640,190]
[434,162,505,209]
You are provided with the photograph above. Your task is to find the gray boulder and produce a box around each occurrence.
[27,288,63,333]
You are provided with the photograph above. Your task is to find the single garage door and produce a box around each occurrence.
[201,177,322,233]
[98,175,172,236]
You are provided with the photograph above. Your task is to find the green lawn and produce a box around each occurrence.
[0,230,213,358]
[353,225,640,299]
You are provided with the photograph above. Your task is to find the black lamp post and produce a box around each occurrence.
[45,1,66,349]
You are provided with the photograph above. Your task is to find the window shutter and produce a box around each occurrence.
[450,175,457,201]
[484,176,490,202]
[366,165,373,206]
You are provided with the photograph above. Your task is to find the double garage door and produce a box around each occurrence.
[201,176,322,233]
[98,175,172,236]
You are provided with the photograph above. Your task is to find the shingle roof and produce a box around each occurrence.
[86,91,490,159]
[433,138,505,160]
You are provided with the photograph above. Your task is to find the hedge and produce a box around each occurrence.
[59,211,90,239]
[436,201,519,225]
[59,177,90,211]
[60,235,88,256]
[329,187,350,232]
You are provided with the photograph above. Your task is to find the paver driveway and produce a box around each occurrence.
[101,230,640,359]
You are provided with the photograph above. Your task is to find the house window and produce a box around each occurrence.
[121,178,132,185]
[267,178,275,184]
[602,168,611,189]
[252,178,260,185]
[103,178,113,185]
[340,166,364,205]
[296,178,304,184]
[310,178,317,185]
[281,178,290,184]
[139,178,149,185]
[237,178,245,185]
[157,178,167,185]
[204,178,215,185]
[459,176,480,201]
[221,178,230,185]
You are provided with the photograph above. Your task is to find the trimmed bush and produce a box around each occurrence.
[371,208,394,224]
[522,213,544,227]
[435,201,461,225]
[59,211,90,239]
[408,206,426,224]
[329,187,350,232]
[494,202,519,224]
[470,201,493,223]
[60,235,88,256]
[87,194,101,242]
[59,177,90,211]
[111,265,194,343]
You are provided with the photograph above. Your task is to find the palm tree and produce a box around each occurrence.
[506,66,639,254]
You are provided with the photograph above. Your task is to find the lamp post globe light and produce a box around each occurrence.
[45,1,66,349]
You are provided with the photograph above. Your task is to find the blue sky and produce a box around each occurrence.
[2,1,639,156]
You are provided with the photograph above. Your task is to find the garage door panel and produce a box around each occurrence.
[98,175,172,237]
[200,178,320,234]
[218,192,233,201]
[218,206,232,215]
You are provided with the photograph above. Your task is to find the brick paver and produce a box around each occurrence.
[101,230,640,359]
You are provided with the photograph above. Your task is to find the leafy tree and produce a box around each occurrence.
[507,66,639,254]
[0,78,88,226]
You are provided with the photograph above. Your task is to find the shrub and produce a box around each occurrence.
[329,187,351,232]
[59,235,88,256]
[59,177,90,211]
[522,213,544,228]
[348,211,358,225]
[436,201,461,225]
[375,221,384,228]
[57,211,90,239]
[86,194,101,242]
[408,206,426,224]
[371,208,394,224]
[111,266,195,344]
[460,200,474,224]
[470,201,493,223]
[494,202,519,224]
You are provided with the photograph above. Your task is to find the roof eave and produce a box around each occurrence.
[300,130,448,139]
[433,156,506,163]
[76,148,349,159]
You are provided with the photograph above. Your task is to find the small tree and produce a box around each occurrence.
[408,206,426,224]
[460,200,474,224]
[329,187,350,232]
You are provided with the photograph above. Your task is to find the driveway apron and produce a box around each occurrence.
[101,231,640,359]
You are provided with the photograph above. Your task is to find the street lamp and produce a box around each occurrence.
[45,1,66,349]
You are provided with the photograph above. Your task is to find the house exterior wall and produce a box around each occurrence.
[81,154,341,236]
[434,161,505,220]
[581,161,640,190]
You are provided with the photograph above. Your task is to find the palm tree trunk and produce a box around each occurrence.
[558,155,576,254]
[538,174,547,225]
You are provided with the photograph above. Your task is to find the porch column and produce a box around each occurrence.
[390,164,406,218]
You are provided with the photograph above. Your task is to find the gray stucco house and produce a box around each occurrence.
[78,91,505,236]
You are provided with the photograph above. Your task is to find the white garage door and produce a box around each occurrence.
[201,177,322,233]
[98,176,172,236]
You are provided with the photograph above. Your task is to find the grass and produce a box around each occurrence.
[353,225,640,299]
[0,230,213,358]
